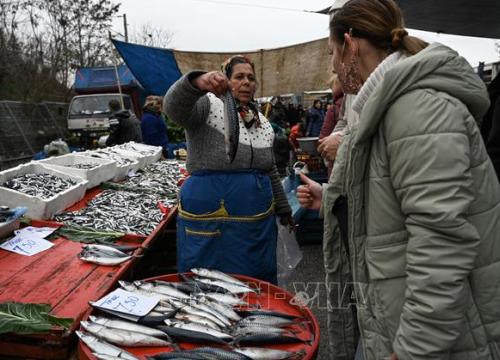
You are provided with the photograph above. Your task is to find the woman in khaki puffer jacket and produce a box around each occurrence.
[298,0,500,359]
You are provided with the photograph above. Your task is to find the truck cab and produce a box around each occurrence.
[70,65,145,148]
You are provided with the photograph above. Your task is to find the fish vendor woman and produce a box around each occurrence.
[164,55,292,283]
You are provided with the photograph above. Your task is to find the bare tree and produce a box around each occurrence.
[129,22,174,49]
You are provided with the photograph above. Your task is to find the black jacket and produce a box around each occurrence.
[106,110,142,146]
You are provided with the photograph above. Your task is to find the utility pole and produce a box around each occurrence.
[123,14,128,42]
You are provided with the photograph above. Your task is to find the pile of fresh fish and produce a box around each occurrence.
[67,163,98,170]
[54,190,166,236]
[2,173,77,199]
[79,268,310,360]
[78,244,135,266]
[118,142,161,156]
[122,160,182,200]
[87,149,135,166]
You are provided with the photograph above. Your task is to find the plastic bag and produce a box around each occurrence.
[276,219,303,287]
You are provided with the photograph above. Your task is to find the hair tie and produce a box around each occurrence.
[390,27,408,48]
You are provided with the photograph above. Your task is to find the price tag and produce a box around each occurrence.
[92,288,160,317]
[0,234,54,256]
[15,226,58,239]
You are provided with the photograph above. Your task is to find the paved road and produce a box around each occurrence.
[285,243,330,360]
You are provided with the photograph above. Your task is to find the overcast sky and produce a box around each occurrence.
[112,0,499,68]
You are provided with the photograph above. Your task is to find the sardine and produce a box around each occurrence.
[76,331,138,360]
[222,90,239,162]
[81,321,170,347]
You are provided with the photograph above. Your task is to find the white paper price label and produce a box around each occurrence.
[0,235,54,256]
[92,288,160,317]
[15,226,58,239]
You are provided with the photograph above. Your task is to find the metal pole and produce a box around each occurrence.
[123,14,128,42]
[113,64,125,109]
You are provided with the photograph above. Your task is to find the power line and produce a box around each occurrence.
[182,0,321,14]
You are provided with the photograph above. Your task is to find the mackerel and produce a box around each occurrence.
[221,90,240,163]
[76,331,138,360]
[191,268,250,288]
[157,325,229,344]
[202,292,249,306]
[81,321,170,347]
[194,277,257,294]
[163,319,233,341]
[234,347,303,360]
[89,316,167,338]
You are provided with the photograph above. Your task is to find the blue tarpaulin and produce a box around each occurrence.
[74,64,139,91]
[112,39,182,96]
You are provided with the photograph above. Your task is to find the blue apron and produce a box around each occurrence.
[177,170,277,284]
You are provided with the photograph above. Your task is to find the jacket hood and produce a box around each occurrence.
[356,43,489,143]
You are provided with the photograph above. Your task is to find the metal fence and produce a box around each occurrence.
[0,101,69,170]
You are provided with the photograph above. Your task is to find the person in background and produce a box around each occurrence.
[298,0,500,359]
[289,122,306,150]
[164,55,292,284]
[286,103,300,126]
[320,75,344,140]
[319,74,345,177]
[105,99,142,146]
[306,99,325,137]
[141,95,169,158]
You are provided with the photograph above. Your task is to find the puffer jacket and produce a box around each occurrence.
[324,43,500,360]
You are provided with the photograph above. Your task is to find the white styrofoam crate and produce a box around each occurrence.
[0,163,88,220]
[109,147,149,170]
[37,153,117,189]
[116,142,163,167]
[83,150,140,182]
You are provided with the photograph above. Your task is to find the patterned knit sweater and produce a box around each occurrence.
[164,71,291,216]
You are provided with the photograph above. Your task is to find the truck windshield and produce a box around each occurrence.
[69,95,131,116]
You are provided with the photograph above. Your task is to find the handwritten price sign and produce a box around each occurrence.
[92,288,160,317]
[0,234,54,256]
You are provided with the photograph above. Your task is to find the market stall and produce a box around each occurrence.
[0,144,184,359]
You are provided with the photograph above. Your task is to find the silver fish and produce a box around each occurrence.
[194,277,257,294]
[82,244,130,257]
[234,347,303,360]
[135,281,190,300]
[163,319,233,340]
[191,268,251,289]
[81,321,170,347]
[222,90,239,162]
[88,316,168,339]
[76,331,138,360]
[197,296,241,322]
[202,292,249,306]
[79,251,132,266]
[174,313,221,331]
[238,315,295,327]
[92,353,124,360]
